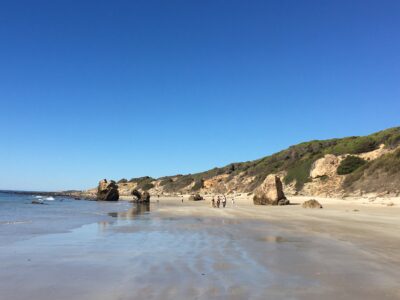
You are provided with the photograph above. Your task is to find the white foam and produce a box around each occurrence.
[35,195,43,198]
[44,197,55,201]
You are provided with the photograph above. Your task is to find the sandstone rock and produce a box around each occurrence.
[131,189,150,202]
[189,194,204,201]
[97,179,119,201]
[302,199,323,209]
[310,154,340,178]
[303,154,345,197]
[253,175,288,205]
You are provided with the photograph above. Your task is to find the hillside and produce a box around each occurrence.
[94,127,400,198]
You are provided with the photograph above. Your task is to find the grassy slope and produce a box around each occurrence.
[343,148,400,193]
[127,127,400,193]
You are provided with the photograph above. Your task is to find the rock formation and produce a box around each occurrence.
[310,154,340,178]
[97,179,119,201]
[253,175,289,205]
[189,194,204,201]
[302,199,323,208]
[85,128,400,199]
[131,189,151,202]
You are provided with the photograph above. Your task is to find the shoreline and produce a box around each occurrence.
[3,188,399,208]
[1,192,400,299]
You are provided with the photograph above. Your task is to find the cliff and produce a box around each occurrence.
[88,127,400,198]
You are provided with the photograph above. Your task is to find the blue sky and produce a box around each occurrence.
[0,0,399,191]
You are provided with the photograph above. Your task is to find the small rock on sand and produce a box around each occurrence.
[189,194,204,201]
[302,199,323,209]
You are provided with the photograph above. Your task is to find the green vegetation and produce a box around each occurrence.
[162,176,194,192]
[128,176,155,191]
[315,175,328,181]
[159,178,173,186]
[141,182,155,191]
[283,159,314,189]
[337,156,367,175]
[124,127,400,193]
[117,178,128,184]
[327,137,377,155]
[343,149,400,190]
[163,127,400,192]
[191,179,204,191]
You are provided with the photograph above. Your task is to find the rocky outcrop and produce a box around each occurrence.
[131,189,151,202]
[189,194,204,201]
[302,154,345,197]
[310,154,341,178]
[302,199,323,208]
[87,128,400,199]
[253,175,288,205]
[97,179,119,201]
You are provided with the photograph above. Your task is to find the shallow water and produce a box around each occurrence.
[0,192,399,300]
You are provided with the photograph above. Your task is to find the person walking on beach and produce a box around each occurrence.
[216,196,221,208]
[231,197,235,205]
[222,195,227,208]
[211,198,216,208]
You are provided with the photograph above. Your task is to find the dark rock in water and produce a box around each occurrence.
[302,199,323,209]
[32,200,47,205]
[189,194,204,201]
[131,189,151,202]
[141,191,151,202]
[97,179,119,201]
[253,175,288,205]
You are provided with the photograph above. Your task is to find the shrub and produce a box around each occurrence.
[117,178,128,184]
[315,175,328,181]
[387,133,400,148]
[162,175,194,192]
[141,182,155,191]
[337,156,366,175]
[191,179,204,191]
[284,159,314,190]
[135,177,155,190]
[343,149,400,190]
[159,178,173,186]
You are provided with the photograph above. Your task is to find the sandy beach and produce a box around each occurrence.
[1,193,400,300]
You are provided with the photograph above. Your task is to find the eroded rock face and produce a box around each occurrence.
[310,154,340,178]
[97,179,119,201]
[253,175,288,205]
[302,154,344,197]
[131,189,151,202]
[302,199,323,208]
[189,194,203,201]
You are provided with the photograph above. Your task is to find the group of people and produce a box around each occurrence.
[211,195,234,208]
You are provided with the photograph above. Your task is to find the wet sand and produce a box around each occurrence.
[0,195,400,299]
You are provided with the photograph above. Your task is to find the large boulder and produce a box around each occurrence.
[302,199,323,209]
[189,194,204,201]
[131,189,151,202]
[97,179,119,201]
[253,175,288,205]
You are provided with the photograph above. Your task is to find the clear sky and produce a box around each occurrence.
[0,0,399,191]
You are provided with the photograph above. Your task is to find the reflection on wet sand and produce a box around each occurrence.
[108,203,150,220]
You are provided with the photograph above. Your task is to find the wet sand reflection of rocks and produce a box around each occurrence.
[0,197,400,300]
